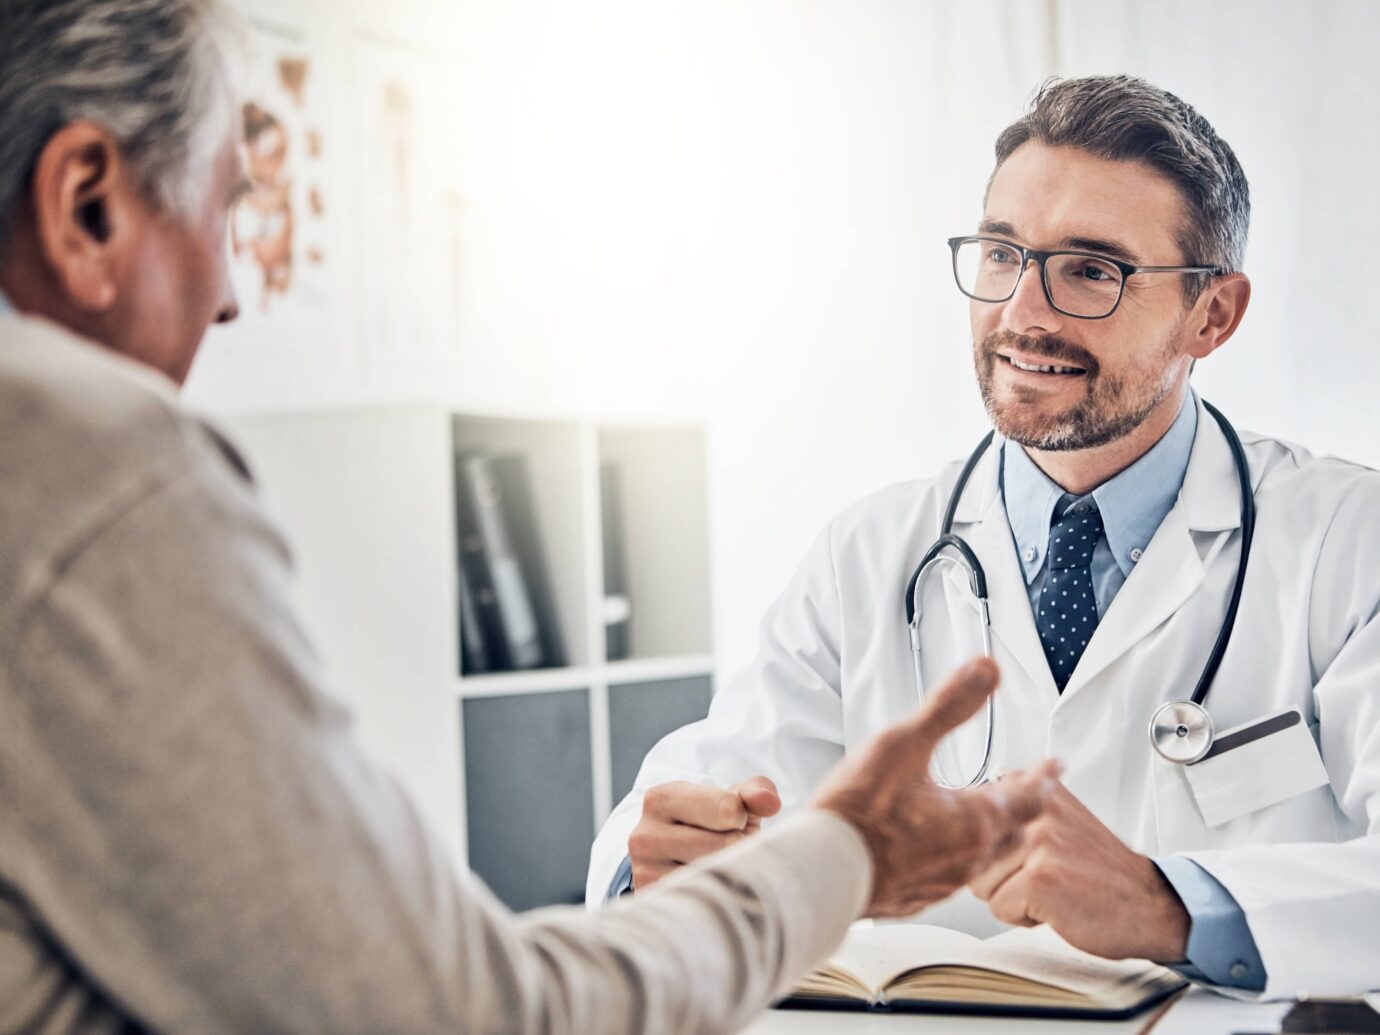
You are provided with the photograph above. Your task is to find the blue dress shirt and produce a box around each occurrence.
[1000,392,1265,991]
[607,855,635,900]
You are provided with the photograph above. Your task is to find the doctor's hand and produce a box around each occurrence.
[967,781,1191,962]
[813,657,1063,918]
[627,775,782,890]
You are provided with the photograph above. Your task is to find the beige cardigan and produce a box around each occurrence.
[0,312,869,1034]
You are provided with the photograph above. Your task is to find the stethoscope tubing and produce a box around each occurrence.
[908,551,996,787]
[905,400,1255,784]
[1187,400,1256,707]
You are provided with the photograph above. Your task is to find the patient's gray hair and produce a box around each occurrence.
[991,75,1250,303]
[0,0,231,253]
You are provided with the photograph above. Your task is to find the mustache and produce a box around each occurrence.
[981,332,1099,374]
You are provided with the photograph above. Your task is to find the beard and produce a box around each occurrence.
[973,330,1179,452]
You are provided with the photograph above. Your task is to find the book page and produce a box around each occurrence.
[794,922,1184,1008]
[961,924,1178,998]
[819,924,984,994]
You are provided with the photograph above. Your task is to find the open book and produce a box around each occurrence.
[778,923,1187,1020]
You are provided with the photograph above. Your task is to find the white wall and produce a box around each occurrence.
[189,0,1380,699]
[1056,0,1380,466]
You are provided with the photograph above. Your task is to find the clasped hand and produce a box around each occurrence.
[967,780,1190,962]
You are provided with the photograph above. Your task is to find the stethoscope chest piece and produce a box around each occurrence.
[1149,700,1215,764]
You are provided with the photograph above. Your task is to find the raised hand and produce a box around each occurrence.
[812,657,1061,917]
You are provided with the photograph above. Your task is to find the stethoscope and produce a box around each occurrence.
[904,400,1256,788]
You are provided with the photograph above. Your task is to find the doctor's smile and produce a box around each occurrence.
[984,335,1097,386]
[998,354,1087,377]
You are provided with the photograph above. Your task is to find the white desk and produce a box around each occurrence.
[741,989,1292,1035]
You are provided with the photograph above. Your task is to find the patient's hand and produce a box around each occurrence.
[812,658,1060,918]
[968,781,1190,962]
[628,776,781,889]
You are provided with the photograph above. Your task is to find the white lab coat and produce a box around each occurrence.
[587,396,1380,1000]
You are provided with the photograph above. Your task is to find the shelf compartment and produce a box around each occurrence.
[608,674,714,805]
[462,688,595,911]
[597,425,711,662]
[454,414,590,673]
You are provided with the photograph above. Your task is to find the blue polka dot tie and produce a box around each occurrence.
[1038,498,1105,692]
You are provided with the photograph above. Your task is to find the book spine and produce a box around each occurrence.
[490,454,565,668]
[454,451,504,672]
[600,461,632,662]
[457,563,492,674]
[460,453,544,670]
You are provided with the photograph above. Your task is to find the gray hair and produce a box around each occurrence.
[0,0,231,254]
[991,75,1250,302]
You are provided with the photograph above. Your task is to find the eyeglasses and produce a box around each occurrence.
[947,235,1223,320]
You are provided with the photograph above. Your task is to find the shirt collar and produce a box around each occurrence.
[1002,391,1199,584]
[0,288,13,319]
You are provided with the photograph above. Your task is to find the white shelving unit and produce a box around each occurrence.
[225,403,714,911]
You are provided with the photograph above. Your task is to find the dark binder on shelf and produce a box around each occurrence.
[489,454,566,669]
[454,451,563,673]
[600,461,632,662]
[457,563,493,674]
[454,452,542,672]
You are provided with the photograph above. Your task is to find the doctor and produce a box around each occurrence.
[588,74,1380,1000]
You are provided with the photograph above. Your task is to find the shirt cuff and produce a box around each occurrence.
[605,854,635,902]
[1153,856,1266,991]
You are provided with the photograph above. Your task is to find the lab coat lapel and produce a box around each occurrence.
[943,444,1060,702]
[1059,398,1244,701]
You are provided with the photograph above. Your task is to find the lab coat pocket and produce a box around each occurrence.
[1183,709,1330,828]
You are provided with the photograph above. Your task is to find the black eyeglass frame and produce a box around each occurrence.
[946,235,1225,320]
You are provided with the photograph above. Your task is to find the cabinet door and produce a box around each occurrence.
[463,689,595,910]
[608,676,713,804]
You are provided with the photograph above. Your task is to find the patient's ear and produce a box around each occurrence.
[29,120,143,313]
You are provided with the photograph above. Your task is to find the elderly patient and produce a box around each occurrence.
[0,3,1055,1032]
